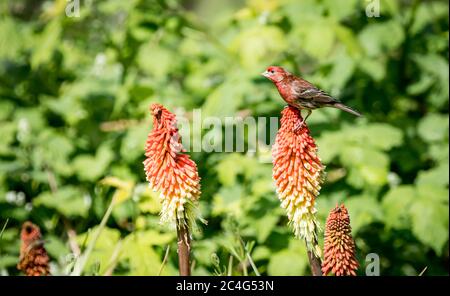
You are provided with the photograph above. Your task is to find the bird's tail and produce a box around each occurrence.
[333,103,362,117]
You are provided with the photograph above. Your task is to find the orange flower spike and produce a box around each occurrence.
[144,103,201,226]
[272,106,324,255]
[322,204,359,276]
[17,222,51,276]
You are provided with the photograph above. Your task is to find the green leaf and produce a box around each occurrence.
[412,53,448,80]
[383,183,448,254]
[202,73,252,118]
[410,2,449,35]
[0,122,16,155]
[34,187,90,217]
[122,232,176,275]
[251,178,275,198]
[76,227,121,275]
[202,81,241,118]
[45,235,70,260]
[358,165,389,187]
[283,0,323,26]
[341,146,389,169]
[358,58,386,81]
[334,25,364,58]
[137,43,173,78]
[31,19,61,69]
[253,213,279,243]
[382,186,416,229]
[73,145,114,181]
[231,26,287,70]
[0,255,18,269]
[211,186,244,217]
[316,131,344,163]
[45,96,87,125]
[410,199,448,255]
[301,22,335,59]
[267,249,308,276]
[407,76,434,95]
[120,123,149,162]
[34,131,74,176]
[353,124,403,151]
[380,0,400,15]
[412,54,449,107]
[416,184,449,204]
[138,186,162,214]
[416,164,449,187]
[127,230,174,246]
[0,17,31,59]
[345,195,384,233]
[0,101,14,121]
[358,20,404,56]
[429,143,449,162]
[327,49,356,90]
[417,113,449,143]
[252,246,272,261]
[216,154,245,186]
[341,146,389,187]
[14,108,46,133]
[323,0,358,20]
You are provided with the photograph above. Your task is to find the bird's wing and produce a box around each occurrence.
[294,83,339,104]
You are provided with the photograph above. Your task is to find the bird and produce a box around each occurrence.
[262,66,361,131]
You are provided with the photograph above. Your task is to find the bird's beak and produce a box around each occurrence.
[261,71,269,77]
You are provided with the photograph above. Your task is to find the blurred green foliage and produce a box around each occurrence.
[0,0,448,275]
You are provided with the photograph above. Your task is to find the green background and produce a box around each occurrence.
[0,0,448,275]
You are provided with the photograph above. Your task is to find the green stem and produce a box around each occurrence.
[238,236,260,276]
[246,252,261,276]
[227,256,233,276]
[71,194,117,276]
[157,245,171,276]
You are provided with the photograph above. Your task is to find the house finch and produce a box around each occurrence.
[262,66,361,130]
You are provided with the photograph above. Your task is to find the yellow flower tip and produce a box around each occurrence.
[272,106,325,254]
[144,103,201,227]
[322,204,359,276]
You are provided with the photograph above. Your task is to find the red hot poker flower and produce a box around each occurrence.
[143,103,201,226]
[272,106,324,256]
[322,204,359,276]
[17,222,51,276]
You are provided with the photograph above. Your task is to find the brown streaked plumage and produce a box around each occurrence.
[262,66,361,130]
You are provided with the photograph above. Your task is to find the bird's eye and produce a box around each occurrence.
[270,70,275,74]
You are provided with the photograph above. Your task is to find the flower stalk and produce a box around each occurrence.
[272,106,325,275]
[144,103,202,276]
[176,218,191,275]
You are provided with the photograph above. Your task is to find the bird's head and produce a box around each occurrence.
[261,66,288,83]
